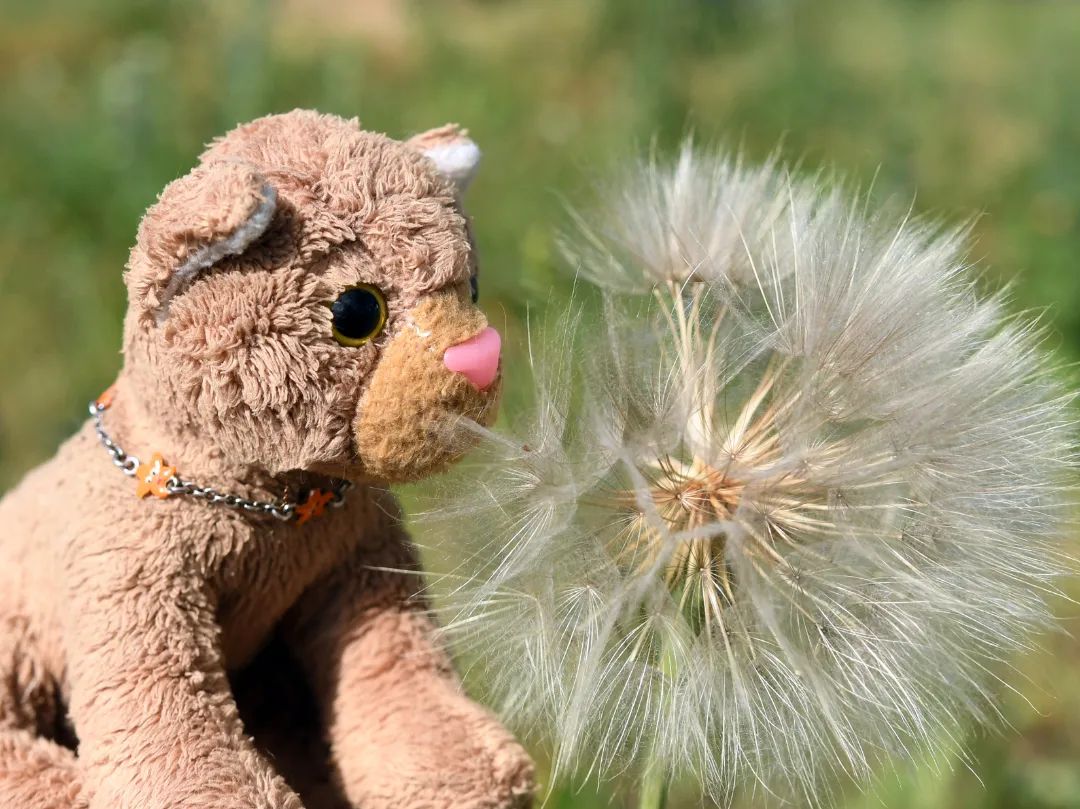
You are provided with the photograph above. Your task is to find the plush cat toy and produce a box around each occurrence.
[0,110,534,809]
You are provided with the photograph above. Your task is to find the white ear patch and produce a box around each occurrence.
[422,139,482,194]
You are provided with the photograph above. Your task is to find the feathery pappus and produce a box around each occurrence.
[420,143,1076,805]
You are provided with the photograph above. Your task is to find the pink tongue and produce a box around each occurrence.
[443,327,501,390]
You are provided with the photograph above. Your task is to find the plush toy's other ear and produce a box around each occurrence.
[131,160,277,322]
[407,124,481,195]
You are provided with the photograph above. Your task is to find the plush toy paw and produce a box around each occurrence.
[437,722,535,809]
[332,676,535,809]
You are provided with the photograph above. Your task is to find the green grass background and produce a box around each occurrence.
[2,0,1080,806]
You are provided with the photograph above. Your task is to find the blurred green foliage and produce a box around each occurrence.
[2,0,1080,807]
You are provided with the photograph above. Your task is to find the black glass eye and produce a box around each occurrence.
[469,274,479,304]
[331,284,387,347]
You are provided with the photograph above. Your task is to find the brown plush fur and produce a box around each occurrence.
[0,110,533,809]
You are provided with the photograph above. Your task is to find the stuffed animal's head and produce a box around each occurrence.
[121,110,500,482]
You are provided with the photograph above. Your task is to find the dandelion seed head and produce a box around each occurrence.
[420,145,1076,806]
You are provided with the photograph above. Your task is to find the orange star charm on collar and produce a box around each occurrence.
[135,453,177,500]
[294,489,335,525]
[95,384,117,411]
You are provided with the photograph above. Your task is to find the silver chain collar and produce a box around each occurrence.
[89,398,351,522]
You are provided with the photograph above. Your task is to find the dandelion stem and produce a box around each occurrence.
[637,764,669,809]
[638,597,684,809]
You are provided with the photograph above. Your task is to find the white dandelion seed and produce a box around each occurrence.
[420,145,1076,806]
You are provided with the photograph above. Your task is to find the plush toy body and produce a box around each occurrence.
[0,111,533,809]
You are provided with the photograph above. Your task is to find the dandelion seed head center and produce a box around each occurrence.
[611,447,814,630]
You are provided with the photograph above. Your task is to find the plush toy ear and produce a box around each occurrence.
[407,124,481,194]
[131,159,278,322]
